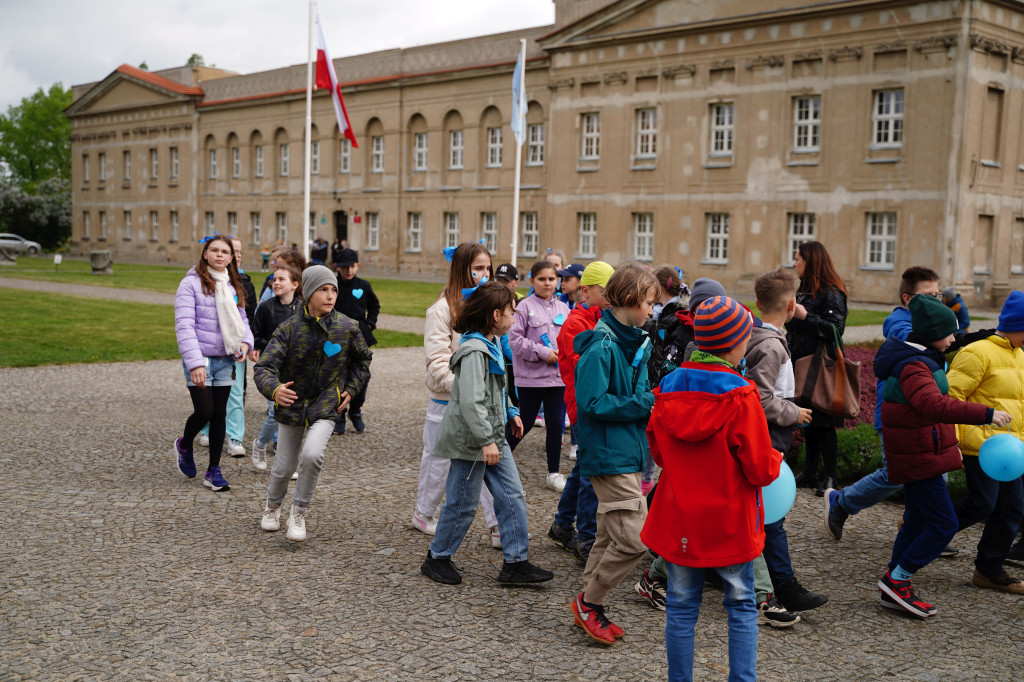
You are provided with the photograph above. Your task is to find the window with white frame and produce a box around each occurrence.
[311,141,320,175]
[581,113,601,160]
[371,135,384,172]
[865,212,897,266]
[444,212,460,248]
[123,150,131,180]
[276,212,287,242]
[408,212,422,252]
[793,96,821,152]
[481,213,497,253]
[339,139,351,173]
[124,210,132,239]
[578,213,597,258]
[83,211,91,238]
[169,147,178,179]
[787,213,816,263]
[636,108,657,159]
[254,145,264,177]
[150,210,159,241]
[448,130,464,169]
[250,212,261,244]
[521,212,539,257]
[413,133,428,171]
[205,212,215,234]
[279,144,290,176]
[486,127,503,167]
[98,152,107,181]
[170,211,179,242]
[228,211,238,238]
[231,147,240,178]
[366,212,380,251]
[149,149,158,180]
[873,89,904,147]
[705,213,730,263]
[527,124,545,166]
[208,149,217,179]
[634,213,654,261]
[308,212,315,244]
[99,211,108,239]
[82,154,90,182]
[710,103,735,155]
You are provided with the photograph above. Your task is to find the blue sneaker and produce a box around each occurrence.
[203,466,230,491]
[349,411,365,433]
[175,437,196,478]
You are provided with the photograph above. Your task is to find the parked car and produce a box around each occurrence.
[0,233,41,254]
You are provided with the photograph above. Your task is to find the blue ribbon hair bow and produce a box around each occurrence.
[442,246,457,262]
[198,231,221,244]
[461,276,489,300]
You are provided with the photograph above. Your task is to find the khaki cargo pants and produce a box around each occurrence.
[582,472,648,603]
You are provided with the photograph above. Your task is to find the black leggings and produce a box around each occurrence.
[183,386,231,469]
[803,426,838,481]
[506,386,565,474]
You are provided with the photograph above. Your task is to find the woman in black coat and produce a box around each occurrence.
[786,241,848,496]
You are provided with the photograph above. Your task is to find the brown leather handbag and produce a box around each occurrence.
[794,324,861,419]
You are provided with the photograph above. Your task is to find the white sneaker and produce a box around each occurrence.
[411,510,437,535]
[228,439,246,457]
[199,434,210,447]
[261,504,281,532]
[569,444,578,461]
[251,438,268,471]
[490,525,502,549]
[564,414,570,428]
[291,468,299,481]
[546,472,567,492]
[286,505,307,541]
[534,417,544,428]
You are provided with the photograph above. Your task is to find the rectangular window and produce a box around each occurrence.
[308,212,315,244]
[710,103,735,155]
[276,212,287,243]
[83,211,91,238]
[865,212,898,266]
[231,147,240,178]
[581,113,601,160]
[974,215,994,274]
[228,212,238,239]
[787,213,817,263]
[407,212,423,252]
[279,144,290,176]
[634,213,654,261]
[208,149,217,179]
[705,213,730,263]
[123,150,131,180]
[339,139,351,173]
[149,148,158,180]
[124,210,132,239]
[527,124,545,166]
[171,210,179,242]
[444,212,460,248]
[636,108,657,158]
[251,212,261,245]
[82,154,90,182]
[1013,218,1024,274]
[205,212,215,234]
[578,213,597,259]
[448,130,464,169]
[366,212,380,251]
[793,96,821,152]
[413,133,428,171]
[99,211,107,239]
[150,210,159,241]
[486,127,503,167]
[981,87,1004,163]
[98,152,107,181]
[872,89,904,147]
[170,147,179,179]
[311,140,320,175]
[521,212,539,257]
[254,145,264,177]
[371,135,384,172]
[481,213,498,253]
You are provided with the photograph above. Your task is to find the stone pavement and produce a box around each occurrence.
[2,348,1023,680]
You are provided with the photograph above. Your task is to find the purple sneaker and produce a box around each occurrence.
[203,466,230,491]
[175,437,196,478]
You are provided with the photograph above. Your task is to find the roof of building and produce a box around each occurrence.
[114,64,205,96]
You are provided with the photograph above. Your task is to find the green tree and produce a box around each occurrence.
[0,177,70,250]
[185,53,205,67]
[0,82,72,191]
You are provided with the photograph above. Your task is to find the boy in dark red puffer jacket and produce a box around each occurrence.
[873,294,1009,618]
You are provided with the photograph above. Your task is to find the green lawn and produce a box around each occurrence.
[744,301,889,327]
[0,288,422,368]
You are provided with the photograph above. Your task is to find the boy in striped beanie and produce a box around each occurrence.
[641,296,782,680]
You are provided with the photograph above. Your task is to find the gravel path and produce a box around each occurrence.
[2,348,1022,679]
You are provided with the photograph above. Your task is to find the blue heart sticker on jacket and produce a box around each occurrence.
[659,329,666,340]
[553,314,565,326]
[323,341,341,357]
[352,288,364,299]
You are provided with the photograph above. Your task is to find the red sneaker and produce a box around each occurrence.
[877,571,936,618]
[606,619,625,639]
[571,593,615,645]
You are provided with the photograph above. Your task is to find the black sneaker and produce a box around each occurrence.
[938,545,959,559]
[349,411,365,433]
[775,579,829,612]
[497,560,554,584]
[877,570,935,617]
[577,539,593,567]
[1007,541,1024,564]
[634,569,667,611]
[823,488,848,541]
[548,522,578,555]
[758,595,801,628]
[421,551,462,585]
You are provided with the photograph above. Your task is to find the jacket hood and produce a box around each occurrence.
[874,337,941,380]
[574,308,648,357]
[882,306,911,339]
[746,323,785,354]
[655,363,756,442]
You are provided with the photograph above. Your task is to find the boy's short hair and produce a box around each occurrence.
[754,269,799,314]
[604,262,659,308]
[899,266,940,301]
[452,281,516,334]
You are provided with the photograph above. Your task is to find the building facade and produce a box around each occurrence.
[67,0,1024,305]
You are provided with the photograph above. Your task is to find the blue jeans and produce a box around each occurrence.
[665,560,757,682]
[553,455,598,545]
[182,356,236,387]
[890,475,958,575]
[430,445,530,563]
[256,400,278,445]
[836,433,902,515]
[762,518,795,589]
[955,455,1024,575]
[201,359,246,441]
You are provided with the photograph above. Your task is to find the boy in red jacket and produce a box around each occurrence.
[873,294,1009,617]
[642,296,781,681]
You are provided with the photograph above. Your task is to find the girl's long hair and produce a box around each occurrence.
[195,235,247,307]
[797,241,846,297]
[440,242,492,315]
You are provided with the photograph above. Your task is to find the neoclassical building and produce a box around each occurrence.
[68,0,1024,304]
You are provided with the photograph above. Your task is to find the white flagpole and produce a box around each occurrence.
[302,1,316,263]
[510,38,526,266]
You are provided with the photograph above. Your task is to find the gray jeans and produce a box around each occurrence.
[267,419,334,509]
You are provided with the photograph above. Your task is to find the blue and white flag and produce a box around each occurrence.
[511,46,526,146]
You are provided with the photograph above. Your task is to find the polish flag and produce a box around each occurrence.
[315,16,358,148]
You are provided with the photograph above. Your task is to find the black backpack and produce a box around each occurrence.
[643,302,689,388]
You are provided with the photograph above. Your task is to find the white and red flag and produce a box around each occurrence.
[315,16,358,148]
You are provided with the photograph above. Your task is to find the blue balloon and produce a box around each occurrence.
[979,433,1024,482]
[762,461,796,525]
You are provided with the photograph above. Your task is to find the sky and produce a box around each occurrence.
[0,0,556,112]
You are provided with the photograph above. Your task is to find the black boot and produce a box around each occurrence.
[1007,539,1024,563]
[815,475,836,497]
[794,470,817,488]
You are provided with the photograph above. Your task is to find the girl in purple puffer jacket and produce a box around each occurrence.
[172,235,254,492]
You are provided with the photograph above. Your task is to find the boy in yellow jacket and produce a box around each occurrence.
[947,290,1024,594]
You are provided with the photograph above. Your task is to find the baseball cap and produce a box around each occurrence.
[336,248,359,266]
[557,264,585,279]
[580,261,614,287]
[495,263,519,281]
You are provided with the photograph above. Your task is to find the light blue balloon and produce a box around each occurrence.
[762,461,796,525]
[979,433,1024,482]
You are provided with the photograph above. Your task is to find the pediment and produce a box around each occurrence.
[67,65,202,117]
